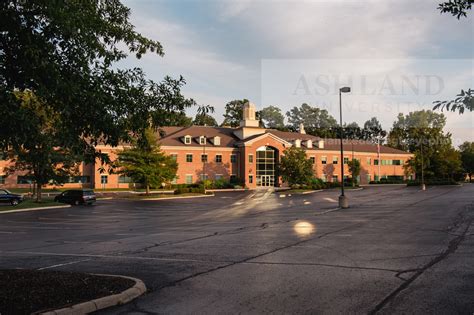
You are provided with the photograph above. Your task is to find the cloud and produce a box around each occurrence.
[121,0,473,142]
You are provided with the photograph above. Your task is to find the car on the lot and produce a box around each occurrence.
[54,189,96,205]
[0,189,24,206]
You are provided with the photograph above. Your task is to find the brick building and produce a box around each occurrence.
[0,102,413,189]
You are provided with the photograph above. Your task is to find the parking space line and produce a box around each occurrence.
[37,259,92,270]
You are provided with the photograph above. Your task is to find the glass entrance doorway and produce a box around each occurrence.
[256,146,277,187]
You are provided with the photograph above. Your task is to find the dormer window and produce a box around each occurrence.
[306,140,313,148]
[295,139,301,148]
[184,135,192,145]
[213,136,221,146]
[199,136,206,145]
[318,140,324,149]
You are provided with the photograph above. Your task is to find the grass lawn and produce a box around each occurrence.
[0,198,61,212]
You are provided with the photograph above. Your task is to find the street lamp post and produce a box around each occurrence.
[339,86,351,209]
[203,136,206,194]
[420,138,426,191]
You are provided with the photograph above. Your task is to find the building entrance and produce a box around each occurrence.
[256,146,277,187]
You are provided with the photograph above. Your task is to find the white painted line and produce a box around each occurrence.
[0,204,71,214]
[37,259,91,270]
[304,201,311,205]
[324,197,337,203]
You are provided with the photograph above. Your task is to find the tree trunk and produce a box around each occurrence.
[36,182,42,203]
[145,182,150,195]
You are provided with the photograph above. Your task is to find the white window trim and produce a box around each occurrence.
[184,135,192,145]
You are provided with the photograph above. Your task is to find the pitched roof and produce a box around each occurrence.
[158,126,239,147]
[157,125,410,154]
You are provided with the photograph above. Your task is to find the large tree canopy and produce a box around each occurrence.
[286,103,338,138]
[362,117,387,144]
[0,0,193,162]
[259,106,285,129]
[388,110,462,180]
[221,99,248,127]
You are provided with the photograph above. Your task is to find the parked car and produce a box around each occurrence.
[54,189,96,205]
[0,189,24,206]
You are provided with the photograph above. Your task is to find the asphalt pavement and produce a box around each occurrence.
[0,185,473,314]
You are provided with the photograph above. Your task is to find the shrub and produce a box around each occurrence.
[406,179,459,186]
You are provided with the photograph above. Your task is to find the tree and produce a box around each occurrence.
[389,110,462,180]
[433,2,472,114]
[115,129,178,195]
[4,91,80,202]
[438,0,472,18]
[286,103,338,138]
[347,159,361,187]
[222,99,248,127]
[363,117,387,144]
[259,106,285,129]
[193,112,218,126]
[0,1,193,164]
[279,147,314,187]
[459,142,474,182]
[343,122,363,140]
[433,89,474,114]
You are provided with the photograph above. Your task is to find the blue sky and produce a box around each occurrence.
[120,0,473,144]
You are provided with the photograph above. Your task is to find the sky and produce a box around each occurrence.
[120,0,473,144]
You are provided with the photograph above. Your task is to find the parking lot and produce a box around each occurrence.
[1,185,473,314]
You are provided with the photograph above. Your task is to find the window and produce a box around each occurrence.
[321,156,327,164]
[248,175,253,184]
[184,136,192,144]
[201,154,208,162]
[374,159,379,165]
[118,175,133,183]
[295,139,301,148]
[185,175,193,184]
[101,175,108,184]
[214,136,221,146]
[321,174,327,182]
[367,174,371,182]
[344,157,349,164]
[215,154,222,163]
[367,157,371,165]
[248,154,253,163]
[199,136,206,145]
[0,176,4,184]
[332,175,338,182]
[231,154,237,163]
[171,177,177,185]
[230,175,237,183]
[310,157,315,164]
[215,174,222,180]
[333,156,338,164]
[17,176,34,184]
[170,154,178,161]
[393,160,402,165]
[186,154,193,163]
[200,174,208,181]
[306,140,313,148]
[374,175,379,181]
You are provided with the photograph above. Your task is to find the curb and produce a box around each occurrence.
[0,204,71,215]
[136,193,215,201]
[40,274,146,315]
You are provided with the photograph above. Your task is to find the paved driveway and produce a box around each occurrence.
[1,185,473,314]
